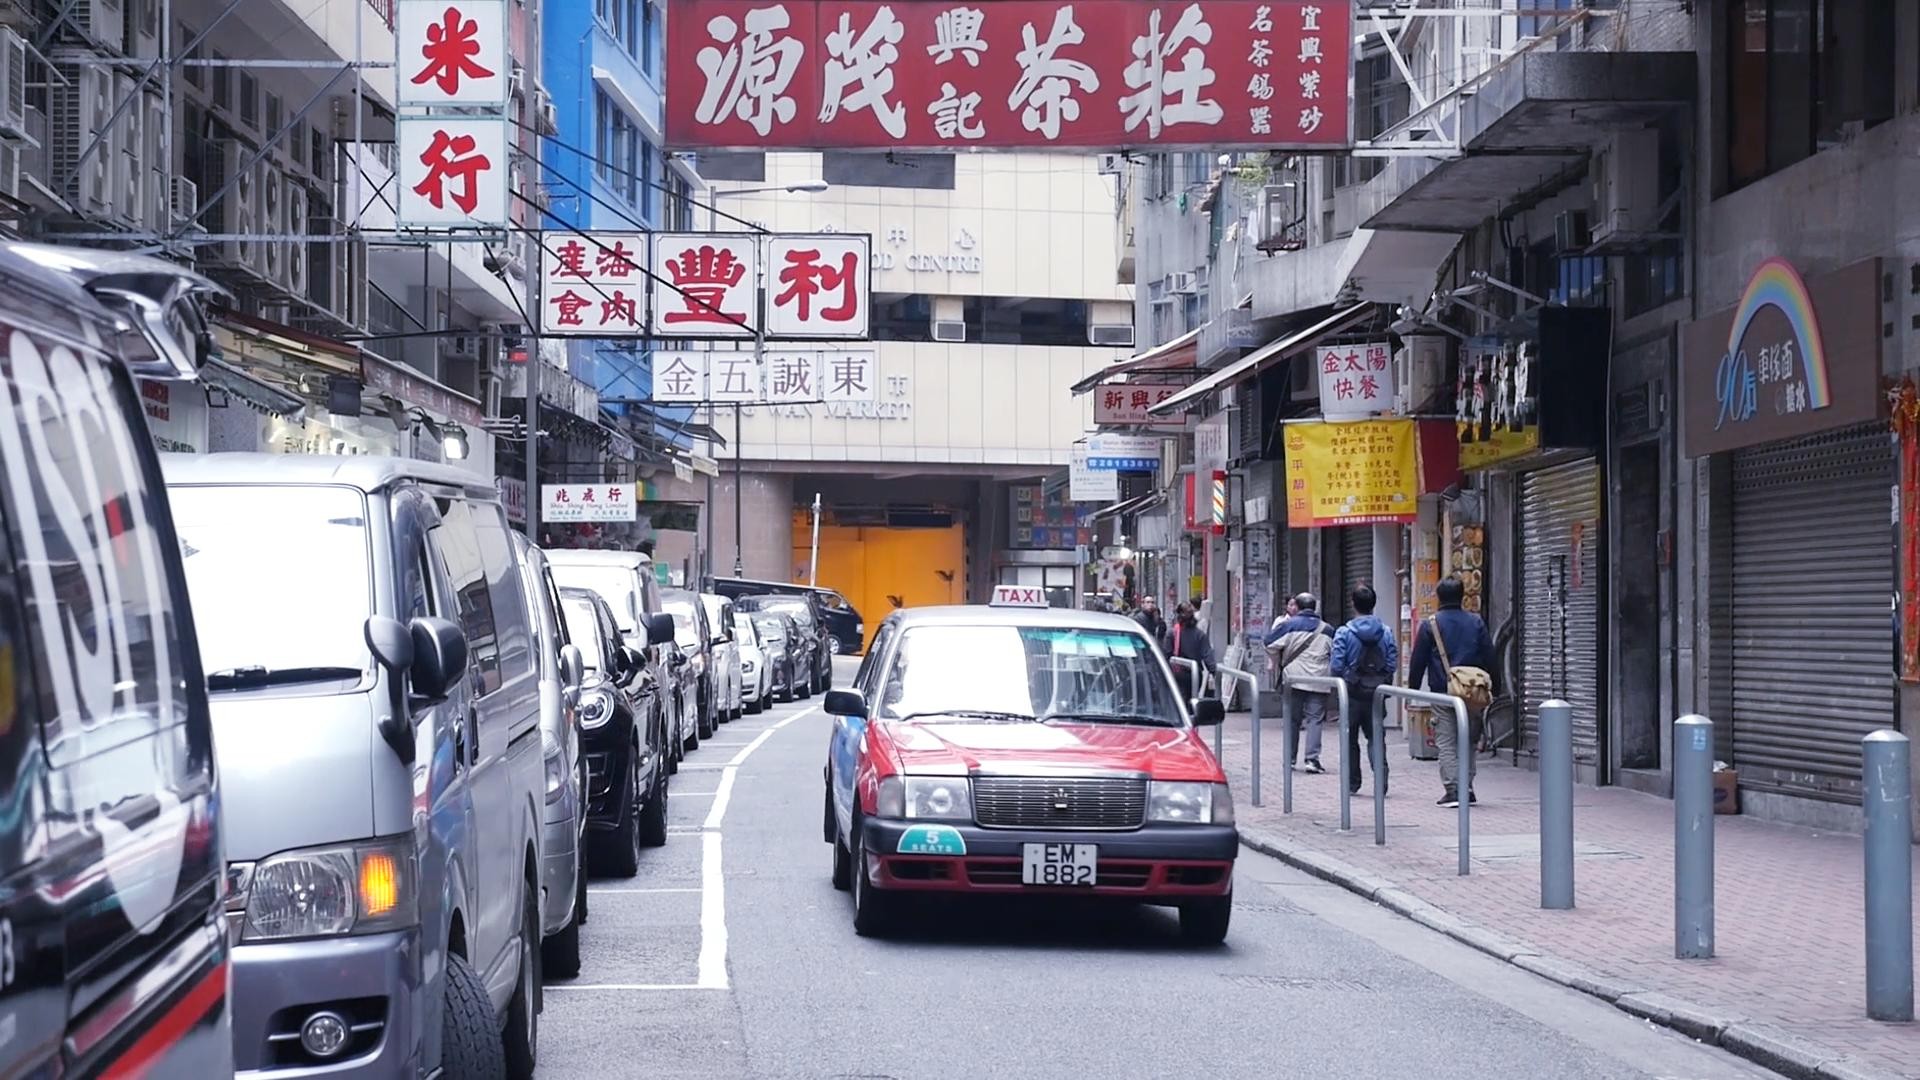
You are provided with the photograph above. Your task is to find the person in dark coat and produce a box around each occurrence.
[1407,576,1495,807]
[1132,595,1168,642]
[1164,602,1215,701]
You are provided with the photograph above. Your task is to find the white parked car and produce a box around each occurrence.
[699,592,744,723]
[733,612,774,713]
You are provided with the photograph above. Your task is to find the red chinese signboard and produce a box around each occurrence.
[538,232,648,336]
[396,0,509,106]
[768,234,872,338]
[666,1,1353,151]
[1093,376,1186,429]
[651,234,759,338]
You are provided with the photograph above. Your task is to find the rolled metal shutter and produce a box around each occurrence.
[1519,458,1603,765]
[1335,526,1373,611]
[1730,423,1894,804]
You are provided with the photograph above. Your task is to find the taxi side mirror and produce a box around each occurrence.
[824,689,867,718]
[1192,698,1226,727]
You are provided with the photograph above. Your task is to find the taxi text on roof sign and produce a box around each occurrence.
[990,584,1049,608]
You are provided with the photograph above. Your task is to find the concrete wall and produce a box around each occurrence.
[709,471,795,581]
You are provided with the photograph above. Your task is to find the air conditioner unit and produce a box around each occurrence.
[1168,271,1196,296]
[0,29,28,140]
[71,0,125,53]
[259,166,285,285]
[286,180,310,296]
[50,62,113,216]
[110,75,143,226]
[171,175,201,234]
[0,141,20,200]
[440,334,482,362]
[1554,209,1590,253]
[1393,335,1448,415]
[143,92,169,229]
[205,141,256,267]
[1089,324,1135,347]
[1590,128,1661,247]
[931,319,966,343]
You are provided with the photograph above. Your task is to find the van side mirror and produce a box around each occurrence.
[1192,698,1226,727]
[560,643,586,694]
[644,612,675,646]
[823,689,867,718]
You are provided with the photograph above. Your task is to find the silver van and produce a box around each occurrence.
[165,454,548,1079]
[511,536,589,980]
[546,549,687,765]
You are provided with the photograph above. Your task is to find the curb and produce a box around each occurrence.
[1238,827,1903,1080]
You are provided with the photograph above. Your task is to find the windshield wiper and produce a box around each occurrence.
[1040,712,1179,727]
[895,709,1037,723]
[206,665,363,691]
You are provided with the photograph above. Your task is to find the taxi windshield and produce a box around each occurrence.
[876,624,1182,726]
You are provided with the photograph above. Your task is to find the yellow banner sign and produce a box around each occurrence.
[1457,423,1541,470]
[1284,419,1420,528]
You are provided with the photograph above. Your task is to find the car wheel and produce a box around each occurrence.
[1178,892,1233,946]
[683,705,700,752]
[850,820,894,937]
[698,692,716,739]
[574,844,589,925]
[639,752,669,848]
[828,789,851,892]
[440,952,505,1080]
[827,635,843,656]
[503,883,540,1079]
[591,749,642,878]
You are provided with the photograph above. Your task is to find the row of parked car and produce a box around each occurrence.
[0,245,865,1080]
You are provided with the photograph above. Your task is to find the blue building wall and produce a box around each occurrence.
[543,0,692,439]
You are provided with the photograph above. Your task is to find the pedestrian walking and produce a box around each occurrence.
[1132,595,1168,643]
[1265,592,1336,774]
[1190,593,1212,639]
[1407,575,1495,808]
[1331,584,1397,796]
[1165,602,1215,701]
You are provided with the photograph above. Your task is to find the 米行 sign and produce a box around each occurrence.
[667,1,1353,151]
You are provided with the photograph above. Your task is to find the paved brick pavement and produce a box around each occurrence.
[1216,709,1920,1080]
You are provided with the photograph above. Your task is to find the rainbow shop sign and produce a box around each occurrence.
[1682,257,1882,458]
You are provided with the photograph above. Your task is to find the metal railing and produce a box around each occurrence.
[1376,686,1473,875]
[1168,657,1219,754]
[1278,675,1356,828]
[1214,666,1261,806]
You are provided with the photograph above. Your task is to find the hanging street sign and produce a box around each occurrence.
[652,349,878,405]
[396,116,511,228]
[650,233,759,338]
[1085,432,1161,471]
[767,234,873,339]
[542,483,639,523]
[538,232,648,335]
[1316,340,1394,420]
[665,1,1354,152]
[396,0,510,107]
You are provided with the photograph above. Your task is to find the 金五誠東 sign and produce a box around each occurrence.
[1283,418,1417,528]
[1316,341,1393,420]
[666,1,1353,152]
[542,484,639,523]
[651,350,878,405]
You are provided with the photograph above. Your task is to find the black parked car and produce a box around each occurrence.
[712,577,864,656]
[736,593,833,690]
[751,611,806,702]
[558,587,669,876]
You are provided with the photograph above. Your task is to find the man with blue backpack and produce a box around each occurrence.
[1331,584,1398,797]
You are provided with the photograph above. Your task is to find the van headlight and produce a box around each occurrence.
[577,686,615,729]
[1148,782,1234,825]
[544,741,568,802]
[240,836,417,941]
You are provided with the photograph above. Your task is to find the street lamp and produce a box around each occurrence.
[701,179,832,579]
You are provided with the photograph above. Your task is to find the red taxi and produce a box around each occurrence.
[822,586,1235,943]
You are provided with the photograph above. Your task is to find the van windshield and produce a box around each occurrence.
[170,484,374,685]
[558,598,605,671]
[550,564,640,634]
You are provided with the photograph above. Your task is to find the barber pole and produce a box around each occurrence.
[1210,471,1228,536]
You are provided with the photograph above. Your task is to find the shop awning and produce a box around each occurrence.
[1149,302,1375,416]
[201,357,307,418]
[1070,326,1202,395]
[1091,491,1162,521]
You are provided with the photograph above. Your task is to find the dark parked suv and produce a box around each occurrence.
[735,593,833,691]
[715,578,863,656]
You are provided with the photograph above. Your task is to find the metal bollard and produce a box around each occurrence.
[1370,690,1387,847]
[1673,715,1715,959]
[1216,667,1261,808]
[1863,730,1913,1022]
[1539,700,1575,909]
[1281,688,1296,814]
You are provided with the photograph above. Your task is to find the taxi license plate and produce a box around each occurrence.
[1021,843,1097,886]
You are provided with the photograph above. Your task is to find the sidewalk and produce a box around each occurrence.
[1215,710,1920,1080]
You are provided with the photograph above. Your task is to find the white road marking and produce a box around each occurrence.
[586,886,704,895]
[696,831,728,988]
[547,983,723,992]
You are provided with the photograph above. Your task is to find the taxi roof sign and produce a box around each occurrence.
[990,584,1049,608]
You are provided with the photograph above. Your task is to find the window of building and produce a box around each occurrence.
[638,135,656,220]
[1724,0,1894,190]
[696,152,766,182]
[642,0,658,76]
[822,152,955,190]
[181,24,203,89]
[594,92,612,183]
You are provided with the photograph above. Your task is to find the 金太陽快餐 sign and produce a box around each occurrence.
[666,1,1354,152]
[1682,257,1882,458]
[1283,418,1418,528]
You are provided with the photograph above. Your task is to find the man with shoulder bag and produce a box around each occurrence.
[1265,593,1337,774]
[1406,576,1495,808]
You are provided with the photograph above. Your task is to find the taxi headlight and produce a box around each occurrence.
[1148,781,1232,825]
[903,777,972,822]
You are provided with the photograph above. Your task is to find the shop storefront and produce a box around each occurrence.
[1684,257,1890,809]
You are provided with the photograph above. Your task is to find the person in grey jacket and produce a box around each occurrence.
[1265,592,1336,773]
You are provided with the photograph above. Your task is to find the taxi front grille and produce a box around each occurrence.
[971,776,1146,830]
